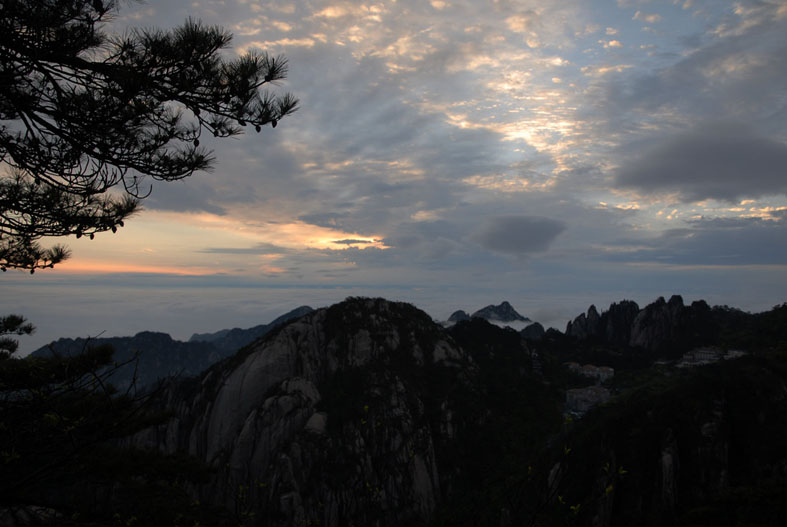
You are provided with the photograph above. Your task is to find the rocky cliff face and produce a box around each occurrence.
[566,301,641,344]
[566,304,602,339]
[133,298,473,526]
[603,300,640,346]
[628,295,686,351]
[565,296,724,355]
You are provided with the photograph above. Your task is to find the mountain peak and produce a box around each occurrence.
[471,301,530,322]
[448,310,471,323]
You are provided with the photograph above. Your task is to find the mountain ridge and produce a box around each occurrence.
[14,295,787,526]
[30,306,315,390]
[126,296,787,526]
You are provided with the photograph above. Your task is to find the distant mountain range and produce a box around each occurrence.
[30,306,313,390]
[30,296,778,391]
[447,300,530,323]
[188,305,314,353]
[19,295,787,525]
[445,300,537,334]
[31,301,541,391]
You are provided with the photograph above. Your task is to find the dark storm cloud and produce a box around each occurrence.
[670,217,787,265]
[471,216,567,255]
[603,216,787,266]
[615,122,787,202]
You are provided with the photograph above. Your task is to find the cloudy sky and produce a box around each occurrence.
[5,0,787,353]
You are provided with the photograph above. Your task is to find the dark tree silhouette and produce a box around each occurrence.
[0,0,297,271]
[0,318,219,526]
[0,314,34,356]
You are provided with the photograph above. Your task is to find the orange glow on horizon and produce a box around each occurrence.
[57,260,224,276]
[176,212,389,251]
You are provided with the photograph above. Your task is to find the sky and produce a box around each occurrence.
[4,0,787,354]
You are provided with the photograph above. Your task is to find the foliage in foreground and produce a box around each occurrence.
[0,316,224,526]
[0,0,297,270]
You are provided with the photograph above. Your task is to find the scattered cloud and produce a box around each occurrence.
[600,39,624,48]
[633,11,663,24]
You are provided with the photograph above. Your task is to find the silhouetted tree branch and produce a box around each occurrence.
[0,0,298,271]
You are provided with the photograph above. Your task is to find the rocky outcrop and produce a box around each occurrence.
[521,322,545,341]
[566,305,602,339]
[565,362,614,383]
[563,296,725,355]
[447,310,471,323]
[133,298,470,526]
[629,295,685,351]
[565,386,611,416]
[566,301,641,344]
[602,300,640,346]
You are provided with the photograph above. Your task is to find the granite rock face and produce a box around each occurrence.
[565,305,602,339]
[628,295,686,351]
[133,298,470,526]
[566,301,642,344]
